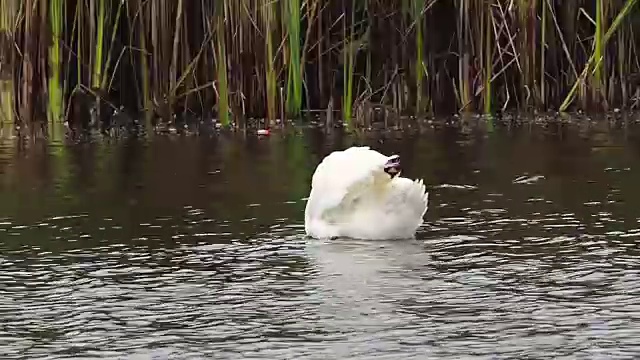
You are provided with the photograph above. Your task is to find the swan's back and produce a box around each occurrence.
[310,146,388,190]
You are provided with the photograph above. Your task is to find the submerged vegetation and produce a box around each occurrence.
[0,0,640,137]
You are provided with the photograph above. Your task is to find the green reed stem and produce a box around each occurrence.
[285,0,302,118]
[48,0,63,122]
[483,2,492,115]
[592,0,603,102]
[215,1,230,127]
[263,0,277,122]
[413,0,424,114]
[342,0,356,125]
[92,0,106,89]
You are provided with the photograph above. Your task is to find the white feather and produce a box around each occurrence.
[304,146,429,240]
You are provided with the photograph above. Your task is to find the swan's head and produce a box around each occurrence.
[383,155,401,178]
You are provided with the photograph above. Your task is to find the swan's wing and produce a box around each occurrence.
[383,177,430,227]
[335,176,429,240]
[308,146,391,213]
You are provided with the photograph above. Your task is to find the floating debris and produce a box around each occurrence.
[512,175,545,185]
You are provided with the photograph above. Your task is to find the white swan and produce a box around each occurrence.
[304,146,429,240]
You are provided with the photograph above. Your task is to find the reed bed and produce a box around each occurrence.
[1,0,640,135]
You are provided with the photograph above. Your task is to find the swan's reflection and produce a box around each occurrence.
[305,238,433,332]
[307,237,430,278]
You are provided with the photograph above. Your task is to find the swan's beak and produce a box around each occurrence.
[383,155,401,178]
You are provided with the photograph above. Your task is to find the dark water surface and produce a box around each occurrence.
[1,119,640,359]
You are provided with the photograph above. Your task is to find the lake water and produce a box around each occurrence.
[1,119,639,359]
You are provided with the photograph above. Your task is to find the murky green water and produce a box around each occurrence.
[1,119,640,359]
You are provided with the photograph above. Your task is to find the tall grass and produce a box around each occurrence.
[3,0,640,136]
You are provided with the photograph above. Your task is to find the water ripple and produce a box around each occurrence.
[10,218,631,359]
[1,127,640,358]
